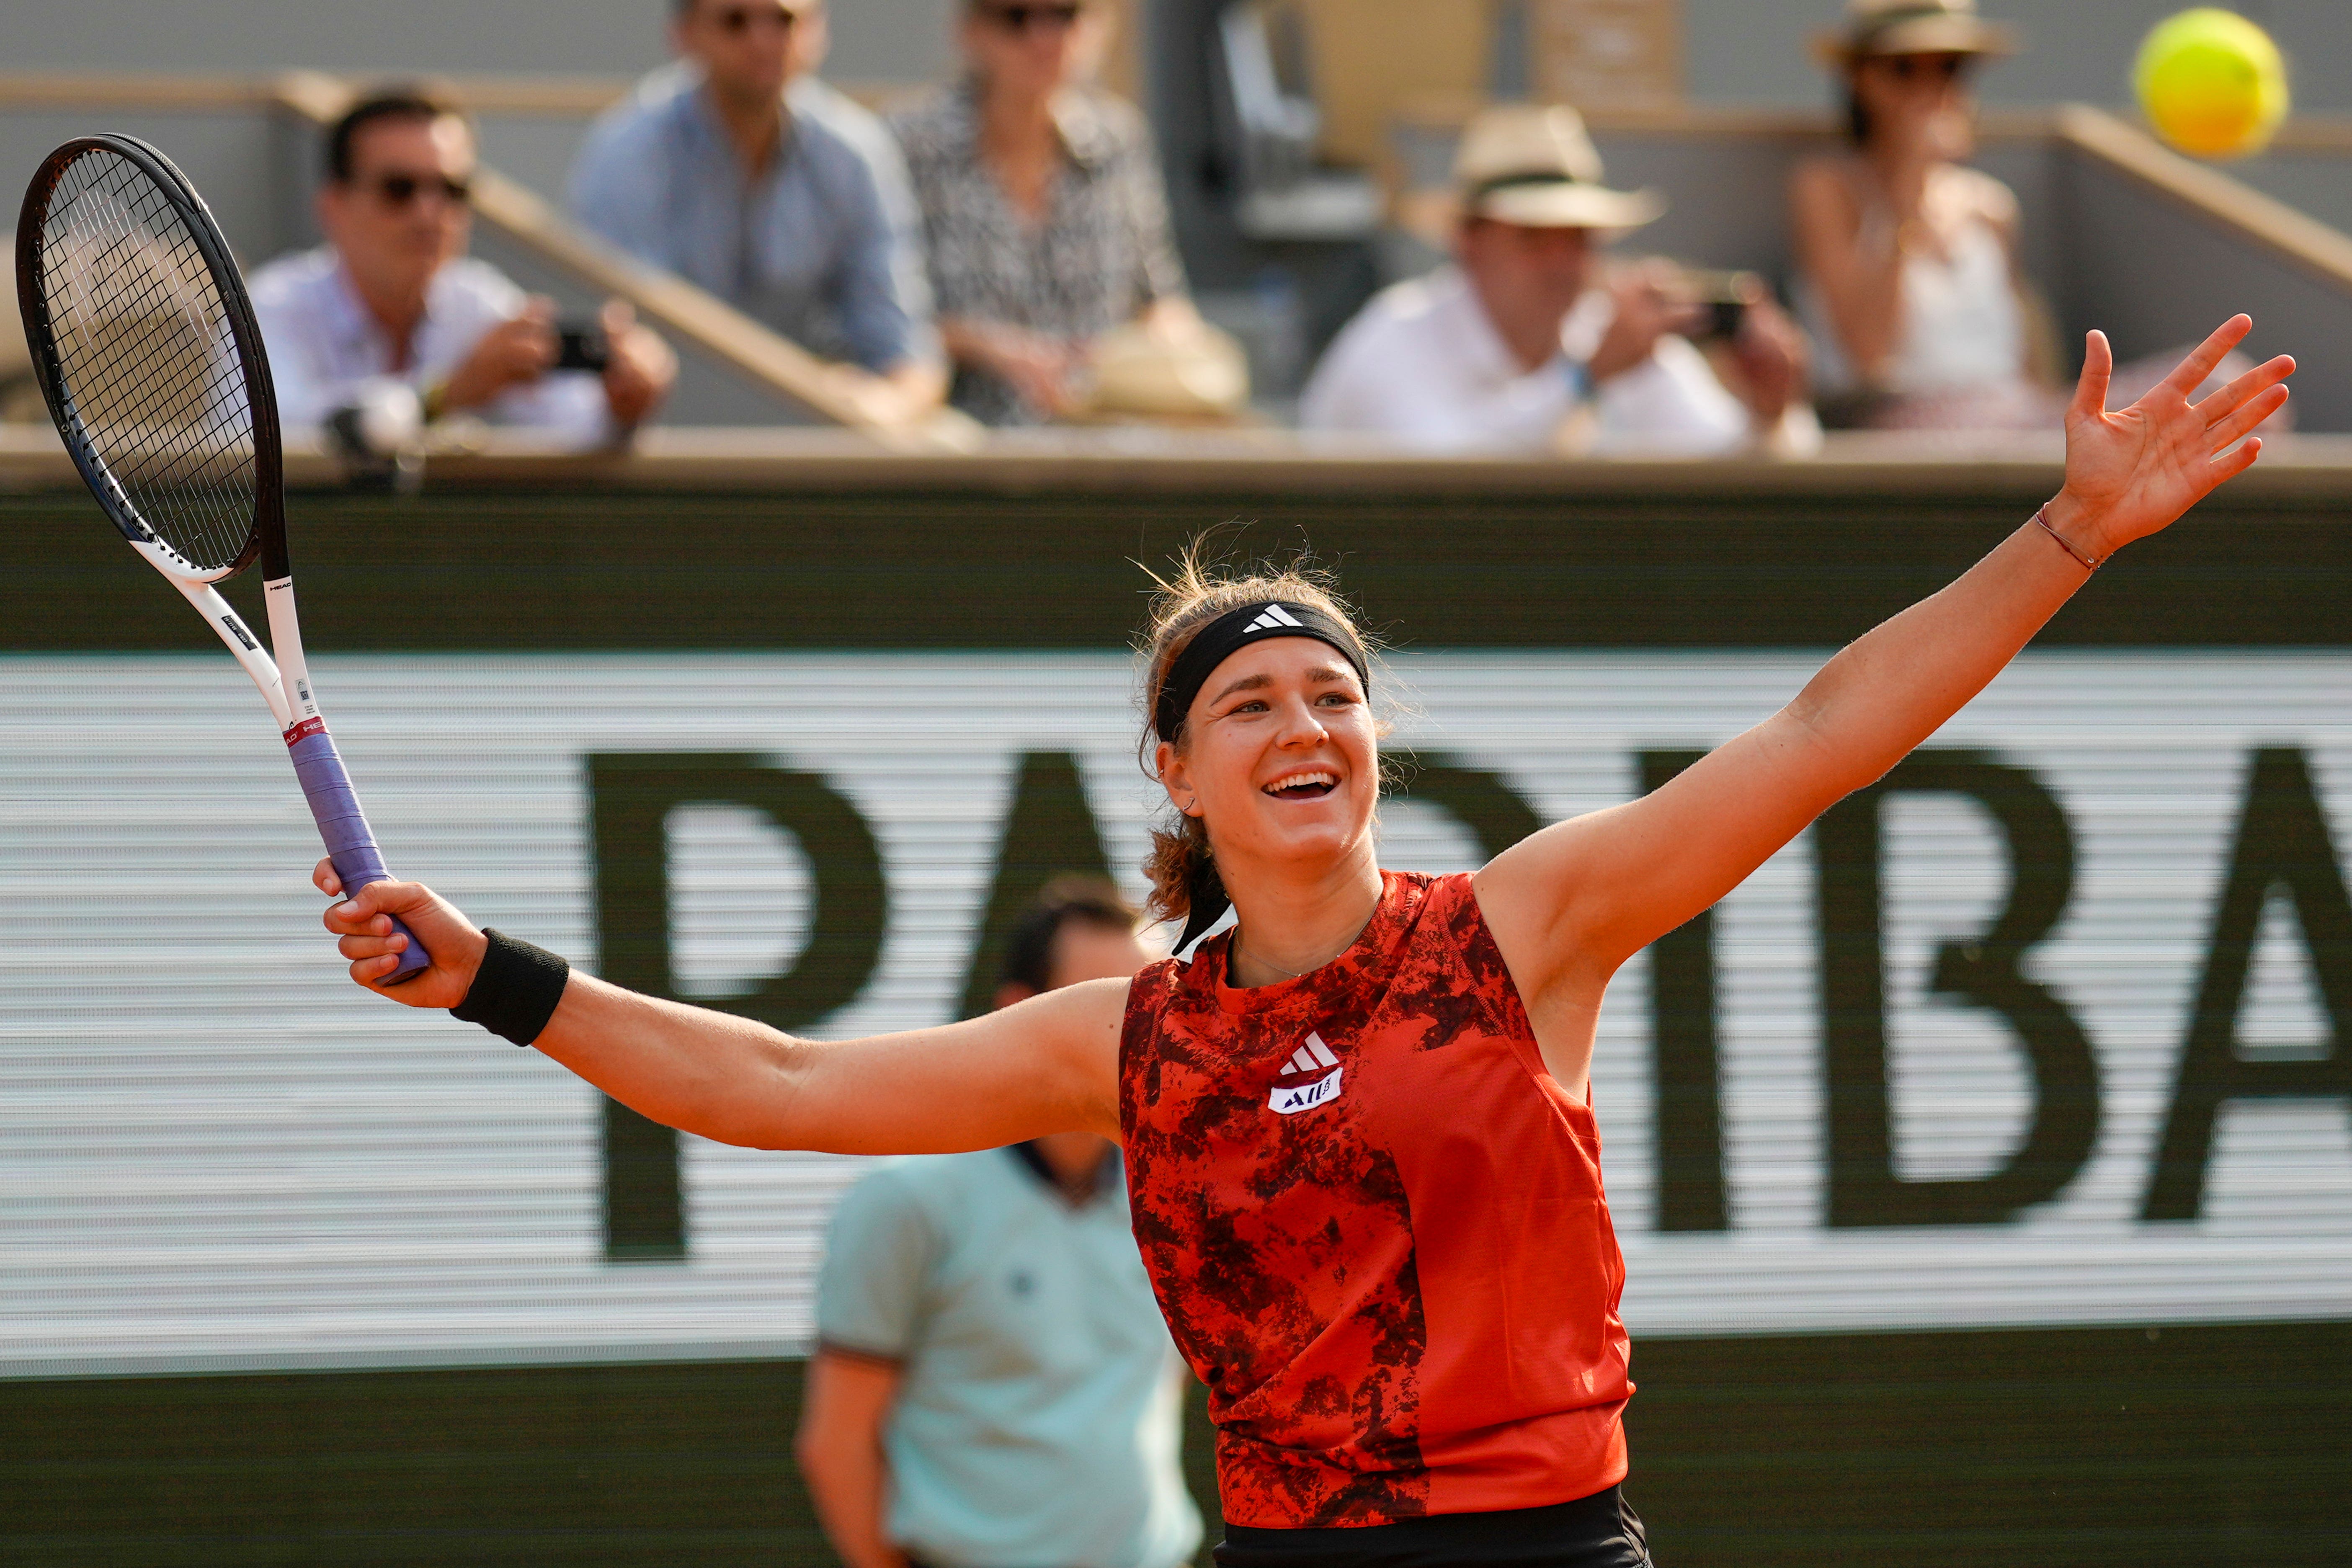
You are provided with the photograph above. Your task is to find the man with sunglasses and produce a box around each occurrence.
[252,89,676,450]
[570,0,944,427]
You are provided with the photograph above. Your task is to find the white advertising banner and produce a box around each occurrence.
[3,651,2348,1376]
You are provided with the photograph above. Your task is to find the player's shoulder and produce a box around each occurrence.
[426,257,526,321]
[245,246,336,309]
[1300,270,1467,425]
[586,64,694,141]
[846,1149,1015,1221]
[1338,270,1473,367]
[1947,162,2020,224]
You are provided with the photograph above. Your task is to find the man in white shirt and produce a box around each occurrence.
[1302,103,1811,458]
[251,89,676,451]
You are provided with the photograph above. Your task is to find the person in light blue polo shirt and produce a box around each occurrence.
[799,879,1202,1568]
[568,0,944,424]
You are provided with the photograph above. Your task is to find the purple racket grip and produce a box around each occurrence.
[285,722,432,984]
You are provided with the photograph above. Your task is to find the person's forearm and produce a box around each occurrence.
[1781,498,2094,799]
[507,970,1119,1155]
[530,973,813,1148]
[939,317,1015,374]
[800,1448,905,1568]
[883,359,947,413]
[1825,255,1906,381]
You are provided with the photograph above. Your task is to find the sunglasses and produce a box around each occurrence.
[708,1,796,33]
[363,171,472,208]
[981,3,1083,34]
[1882,53,1973,84]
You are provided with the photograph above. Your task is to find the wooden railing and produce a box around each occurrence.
[2054,104,2352,297]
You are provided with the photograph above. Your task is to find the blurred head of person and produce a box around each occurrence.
[1448,104,1664,342]
[1814,0,2014,156]
[994,874,1151,1188]
[960,0,1108,111]
[671,0,829,116]
[317,89,476,318]
[993,875,1153,1011]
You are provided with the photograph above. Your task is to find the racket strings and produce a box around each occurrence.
[36,150,259,573]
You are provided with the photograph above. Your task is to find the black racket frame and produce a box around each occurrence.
[16,132,290,581]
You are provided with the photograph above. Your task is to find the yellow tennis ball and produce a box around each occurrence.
[2134,8,2290,160]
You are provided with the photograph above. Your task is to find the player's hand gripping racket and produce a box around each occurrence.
[17,134,430,981]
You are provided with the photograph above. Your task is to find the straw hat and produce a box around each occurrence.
[1810,0,2017,66]
[1079,319,1251,420]
[1453,103,1666,232]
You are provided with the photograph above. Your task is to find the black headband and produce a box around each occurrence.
[1151,600,1369,745]
[1152,600,1369,955]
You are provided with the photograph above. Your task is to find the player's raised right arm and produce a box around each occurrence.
[318,867,1125,1153]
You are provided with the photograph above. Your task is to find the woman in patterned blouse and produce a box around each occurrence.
[890,0,1197,425]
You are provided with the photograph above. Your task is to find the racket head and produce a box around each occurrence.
[15,134,286,583]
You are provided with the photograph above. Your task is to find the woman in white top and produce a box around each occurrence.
[1790,0,2059,429]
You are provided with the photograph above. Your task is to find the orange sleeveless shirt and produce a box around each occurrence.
[1119,871,1632,1529]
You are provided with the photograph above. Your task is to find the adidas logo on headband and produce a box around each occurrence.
[1241,604,1305,633]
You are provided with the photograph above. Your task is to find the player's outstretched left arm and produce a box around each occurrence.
[317,866,1125,1154]
[1482,315,2294,995]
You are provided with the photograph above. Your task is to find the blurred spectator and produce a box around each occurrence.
[889,0,1198,426]
[1790,0,2059,428]
[1302,104,1811,456]
[569,0,944,427]
[798,878,1201,1568]
[252,89,675,450]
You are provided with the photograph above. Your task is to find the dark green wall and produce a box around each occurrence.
[4,484,2348,656]
[6,1323,2348,1567]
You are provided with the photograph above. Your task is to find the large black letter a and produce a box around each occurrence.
[2144,748,2352,1221]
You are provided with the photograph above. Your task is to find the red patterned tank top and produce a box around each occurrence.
[1119,871,1632,1529]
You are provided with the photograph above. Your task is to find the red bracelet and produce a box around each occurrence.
[2032,503,2106,573]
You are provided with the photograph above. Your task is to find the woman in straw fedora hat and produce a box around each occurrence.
[1789,0,2060,428]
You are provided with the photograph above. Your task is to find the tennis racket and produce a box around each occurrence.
[17,133,430,982]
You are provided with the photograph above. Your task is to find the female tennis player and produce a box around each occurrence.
[324,317,2288,1566]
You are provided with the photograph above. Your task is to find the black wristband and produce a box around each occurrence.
[451,928,571,1047]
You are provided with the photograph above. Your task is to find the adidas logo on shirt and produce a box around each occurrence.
[1241,604,1305,634]
[1268,1031,1343,1115]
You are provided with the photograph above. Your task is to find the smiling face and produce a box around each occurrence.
[1154,637,1380,888]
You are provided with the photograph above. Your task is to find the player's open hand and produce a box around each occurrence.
[2049,315,2293,562]
[316,859,488,1007]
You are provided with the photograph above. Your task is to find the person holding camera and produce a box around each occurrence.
[569,0,946,429]
[1300,103,1810,457]
[250,89,676,454]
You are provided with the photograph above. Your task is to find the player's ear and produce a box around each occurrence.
[1155,738,1196,812]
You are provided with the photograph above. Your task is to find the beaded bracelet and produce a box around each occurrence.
[451,928,571,1047]
[2032,503,2107,573]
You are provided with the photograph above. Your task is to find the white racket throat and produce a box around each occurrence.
[139,535,315,738]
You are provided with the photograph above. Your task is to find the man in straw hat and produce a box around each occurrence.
[1302,103,1809,456]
